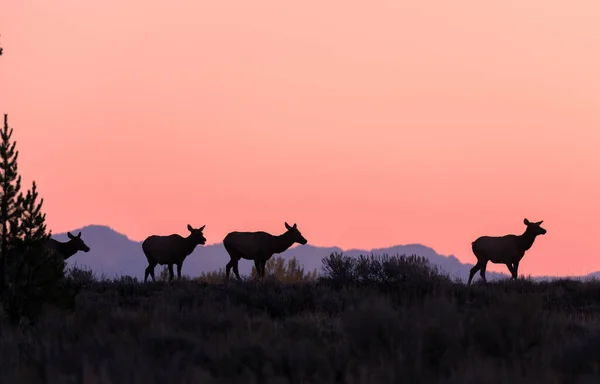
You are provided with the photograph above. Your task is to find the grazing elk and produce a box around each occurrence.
[467,218,547,286]
[142,224,206,283]
[46,231,91,260]
[223,222,308,281]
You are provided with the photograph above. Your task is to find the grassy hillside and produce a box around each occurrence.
[1,254,600,383]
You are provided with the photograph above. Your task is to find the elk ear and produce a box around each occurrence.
[524,218,530,225]
[67,232,74,239]
[537,220,543,225]
[77,232,82,238]
[285,222,292,230]
[199,225,205,231]
[187,224,193,232]
[293,223,297,229]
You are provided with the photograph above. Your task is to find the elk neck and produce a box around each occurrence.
[517,228,539,251]
[271,231,296,254]
[54,240,79,260]
[182,233,202,253]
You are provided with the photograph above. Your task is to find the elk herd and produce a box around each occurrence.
[46,218,547,286]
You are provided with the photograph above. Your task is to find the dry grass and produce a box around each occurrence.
[2,255,600,383]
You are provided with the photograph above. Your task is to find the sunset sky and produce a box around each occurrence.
[1,0,599,276]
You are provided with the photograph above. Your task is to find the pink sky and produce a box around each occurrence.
[1,0,599,276]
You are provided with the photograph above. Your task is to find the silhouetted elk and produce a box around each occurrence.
[46,231,91,260]
[142,224,206,283]
[467,218,547,285]
[223,222,308,281]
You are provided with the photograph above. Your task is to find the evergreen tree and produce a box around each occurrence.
[3,180,71,325]
[0,114,23,297]
[0,115,76,325]
[18,181,50,245]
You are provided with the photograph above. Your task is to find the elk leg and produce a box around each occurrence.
[226,260,234,280]
[512,261,520,280]
[505,263,515,278]
[467,262,482,285]
[145,261,157,283]
[176,263,182,279]
[479,261,488,283]
[232,261,242,281]
[144,264,151,283]
[253,260,261,280]
[168,264,175,282]
[260,260,267,278]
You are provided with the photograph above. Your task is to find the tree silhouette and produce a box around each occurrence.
[0,115,75,325]
[18,181,50,245]
[3,180,70,325]
[0,114,23,297]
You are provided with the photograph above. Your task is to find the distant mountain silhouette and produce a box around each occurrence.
[52,225,597,283]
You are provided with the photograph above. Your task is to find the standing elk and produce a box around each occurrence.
[46,231,91,260]
[142,224,206,283]
[223,222,308,281]
[467,218,547,286]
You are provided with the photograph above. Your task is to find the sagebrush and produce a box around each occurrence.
[1,254,600,383]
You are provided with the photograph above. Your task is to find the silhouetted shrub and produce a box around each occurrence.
[197,256,318,284]
[66,265,96,285]
[197,268,227,284]
[320,252,452,287]
[251,255,318,283]
[158,266,170,282]
[2,244,79,325]
[320,252,357,282]
[116,275,138,284]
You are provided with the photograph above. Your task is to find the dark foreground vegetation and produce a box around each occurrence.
[2,254,600,384]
